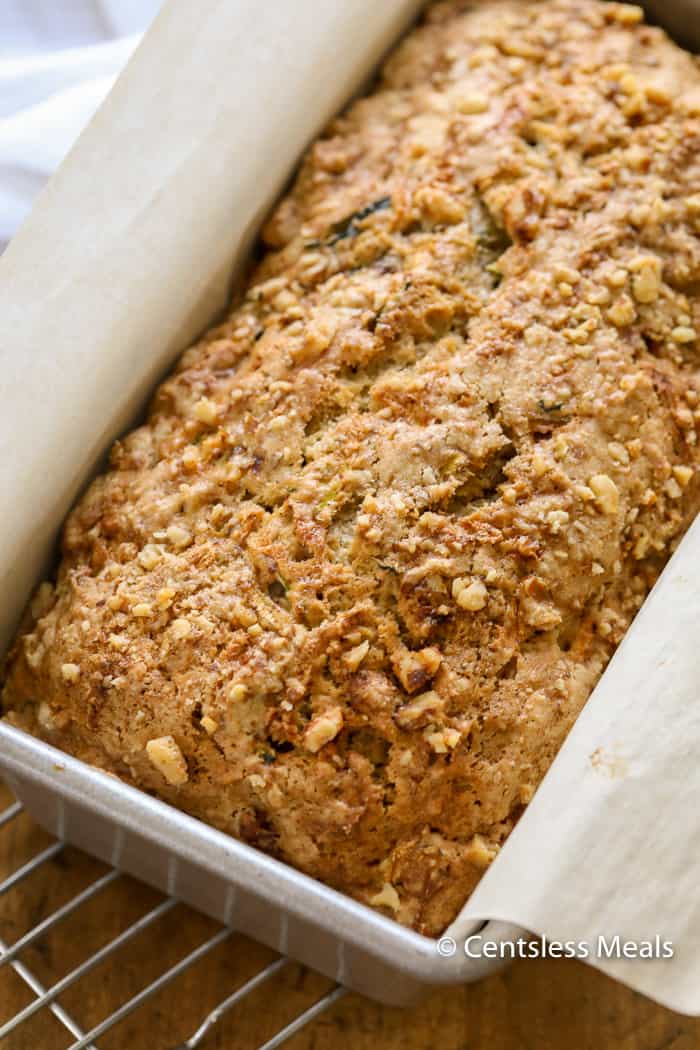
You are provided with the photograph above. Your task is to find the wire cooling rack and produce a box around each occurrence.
[0,792,345,1049]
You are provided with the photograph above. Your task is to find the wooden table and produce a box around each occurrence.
[1,781,698,1050]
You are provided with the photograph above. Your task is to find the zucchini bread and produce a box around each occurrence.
[3,0,700,936]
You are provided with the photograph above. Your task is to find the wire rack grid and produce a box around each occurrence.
[0,792,346,1049]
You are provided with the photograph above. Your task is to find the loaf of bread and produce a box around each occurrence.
[3,0,700,936]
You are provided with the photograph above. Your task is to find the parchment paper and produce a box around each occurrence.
[1,0,699,1016]
[0,0,425,650]
[452,514,700,1014]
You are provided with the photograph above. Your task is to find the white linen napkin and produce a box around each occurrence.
[0,0,161,248]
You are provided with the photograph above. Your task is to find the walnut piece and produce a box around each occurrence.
[304,707,344,753]
[452,578,488,611]
[370,882,401,912]
[589,474,620,515]
[146,736,189,786]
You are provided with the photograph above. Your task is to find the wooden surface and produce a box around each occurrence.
[1,781,698,1050]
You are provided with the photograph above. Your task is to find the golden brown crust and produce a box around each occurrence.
[3,0,700,935]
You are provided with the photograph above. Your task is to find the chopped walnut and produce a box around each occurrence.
[531,451,548,477]
[395,690,444,728]
[146,736,188,786]
[343,640,370,672]
[589,474,620,515]
[607,441,630,466]
[370,882,401,912]
[304,707,344,753]
[193,398,218,425]
[464,833,499,870]
[673,465,694,487]
[546,509,569,534]
[612,3,642,24]
[38,702,55,730]
[452,577,488,610]
[391,646,442,693]
[156,587,176,608]
[170,618,192,640]
[606,268,628,288]
[166,524,192,549]
[629,255,661,303]
[231,602,258,628]
[201,715,219,735]
[425,727,461,753]
[138,545,161,571]
[60,662,80,683]
[414,185,465,225]
[607,296,636,327]
[671,326,696,344]
[455,91,489,114]
[522,595,562,629]
[182,446,200,473]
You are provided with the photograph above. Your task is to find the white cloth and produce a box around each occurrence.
[0,1,161,247]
